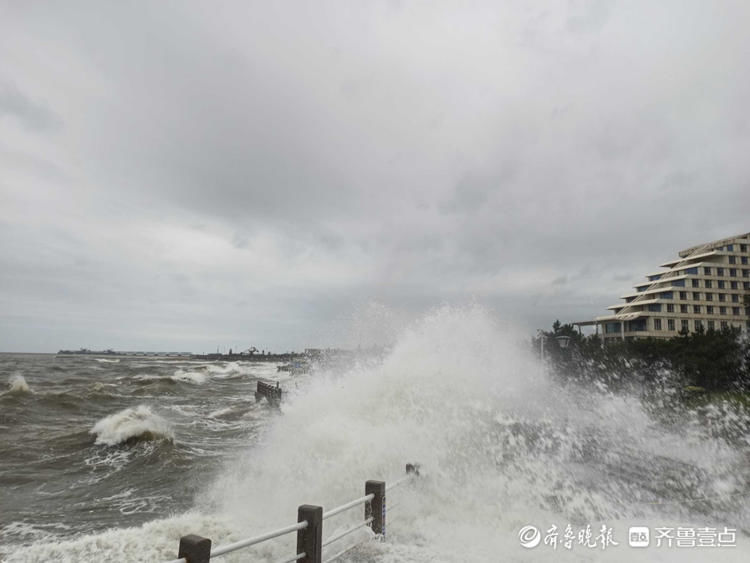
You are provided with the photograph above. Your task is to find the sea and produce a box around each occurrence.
[1,307,748,562]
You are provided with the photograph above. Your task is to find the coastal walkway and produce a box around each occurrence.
[166,464,420,563]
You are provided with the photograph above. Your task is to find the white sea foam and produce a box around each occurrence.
[208,406,235,418]
[89,405,174,446]
[170,369,208,384]
[1,513,234,563]
[204,362,252,379]
[0,521,73,548]
[83,448,133,472]
[7,374,31,393]
[205,362,237,376]
[131,374,163,382]
[95,358,120,364]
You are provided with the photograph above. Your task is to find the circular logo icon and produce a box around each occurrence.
[519,525,541,549]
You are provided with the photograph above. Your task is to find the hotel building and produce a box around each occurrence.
[580,233,750,341]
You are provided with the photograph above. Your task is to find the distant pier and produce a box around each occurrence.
[191,352,304,362]
[56,349,304,361]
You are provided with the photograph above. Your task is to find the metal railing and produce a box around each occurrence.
[168,463,419,563]
[255,380,283,406]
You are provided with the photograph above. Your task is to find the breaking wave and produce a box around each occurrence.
[90,405,175,446]
[6,374,31,394]
[170,370,208,385]
[205,362,248,379]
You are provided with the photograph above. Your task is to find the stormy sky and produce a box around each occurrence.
[1,1,749,353]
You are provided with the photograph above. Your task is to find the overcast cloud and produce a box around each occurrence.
[1,0,749,352]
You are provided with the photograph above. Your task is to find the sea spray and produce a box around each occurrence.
[90,405,175,446]
[7,374,31,394]
[203,306,750,561]
[200,306,564,559]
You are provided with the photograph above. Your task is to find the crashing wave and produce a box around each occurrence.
[90,405,174,446]
[204,362,246,379]
[170,370,208,384]
[7,374,31,394]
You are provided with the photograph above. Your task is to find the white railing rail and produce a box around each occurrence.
[213,520,308,557]
[277,553,306,563]
[385,475,412,491]
[169,463,419,563]
[322,516,373,548]
[322,493,374,520]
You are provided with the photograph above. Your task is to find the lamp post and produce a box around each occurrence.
[538,332,571,362]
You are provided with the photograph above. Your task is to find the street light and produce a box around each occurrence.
[537,332,571,362]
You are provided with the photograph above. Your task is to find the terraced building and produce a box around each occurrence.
[582,233,750,341]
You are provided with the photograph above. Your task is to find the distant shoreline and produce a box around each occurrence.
[52,350,305,362]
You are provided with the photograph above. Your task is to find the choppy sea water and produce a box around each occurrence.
[1,307,749,562]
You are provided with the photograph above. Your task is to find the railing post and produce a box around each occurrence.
[297,504,322,563]
[178,534,211,563]
[365,480,386,538]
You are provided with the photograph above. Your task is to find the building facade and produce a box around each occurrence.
[587,233,750,341]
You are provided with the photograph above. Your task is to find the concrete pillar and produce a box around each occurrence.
[178,534,211,563]
[365,480,386,538]
[297,505,322,563]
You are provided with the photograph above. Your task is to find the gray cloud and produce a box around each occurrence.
[1,0,749,352]
[0,82,62,132]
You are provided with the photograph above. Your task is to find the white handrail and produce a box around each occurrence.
[322,493,374,520]
[322,539,367,563]
[276,552,306,563]
[211,520,308,557]
[322,517,373,548]
[385,474,413,491]
[168,464,419,562]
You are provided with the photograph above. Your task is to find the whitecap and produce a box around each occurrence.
[170,370,208,384]
[7,374,31,394]
[89,405,174,446]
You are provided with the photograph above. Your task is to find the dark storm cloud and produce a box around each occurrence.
[1,0,749,351]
